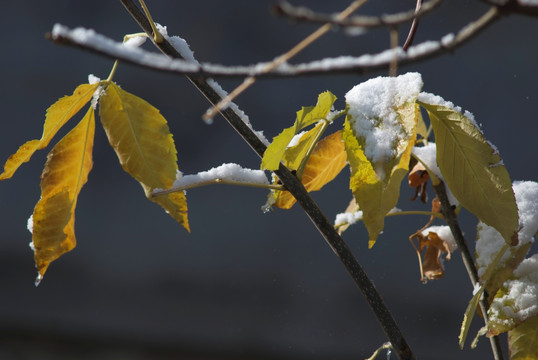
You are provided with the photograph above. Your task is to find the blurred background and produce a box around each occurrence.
[0,1,536,359]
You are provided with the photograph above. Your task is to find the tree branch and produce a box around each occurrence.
[432,182,505,360]
[113,1,416,359]
[402,0,423,51]
[272,0,442,28]
[48,6,501,80]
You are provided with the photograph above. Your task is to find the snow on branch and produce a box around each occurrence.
[48,6,501,79]
[273,0,442,28]
[152,163,277,197]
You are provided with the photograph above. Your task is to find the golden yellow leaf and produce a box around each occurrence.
[99,83,189,230]
[0,83,99,180]
[275,130,347,209]
[32,106,96,279]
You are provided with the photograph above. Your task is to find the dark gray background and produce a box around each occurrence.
[0,1,536,359]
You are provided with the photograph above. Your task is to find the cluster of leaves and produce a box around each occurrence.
[0,80,188,282]
[259,73,536,358]
[2,66,536,357]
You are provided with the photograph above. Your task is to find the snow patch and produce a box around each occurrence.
[345,72,422,179]
[173,163,269,189]
[476,181,538,277]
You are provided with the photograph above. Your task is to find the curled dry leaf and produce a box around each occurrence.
[408,161,429,203]
[411,231,453,283]
[409,197,449,283]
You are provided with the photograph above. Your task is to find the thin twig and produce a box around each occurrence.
[389,26,399,76]
[432,182,504,360]
[48,6,501,79]
[402,0,423,51]
[202,0,368,122]
[273,0,442,28]
[152,178,284,197]
[116,1,416,359]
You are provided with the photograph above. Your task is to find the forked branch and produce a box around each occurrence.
[114,1,416,359]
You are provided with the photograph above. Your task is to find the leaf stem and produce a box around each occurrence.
[106,60,119,82]
[152,178,284,197]
[138,0,162,43]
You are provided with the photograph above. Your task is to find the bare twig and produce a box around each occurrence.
[152,179,284,197]
[402,0,423,51]
[113,1,416,359]
[48,6,501,79]
[389,26,399,76]
[273,0,442,28]
[202,0,368,122]
[432,182,504,360]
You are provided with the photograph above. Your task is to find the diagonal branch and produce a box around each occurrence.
[433,182,504,360]
[112,1,416,359]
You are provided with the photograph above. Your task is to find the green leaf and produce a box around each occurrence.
[261,91,336,171]
[282,122,324,171]
[99,83,189,231]
[0,83,99,180]
[418,101,518,245]
[509,315,538,360]
[343,102,418,247]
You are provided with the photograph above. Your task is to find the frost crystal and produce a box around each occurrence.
[345,72,422,177]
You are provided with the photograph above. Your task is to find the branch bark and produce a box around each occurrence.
[273,0,441,28]
[433,182,505,360]
[115,1,416,359]
[48,6,501,79]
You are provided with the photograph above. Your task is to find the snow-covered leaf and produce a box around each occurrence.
[343,73,421,247]
[476,181,538,298]
[508,315,538,360]
[418,100,518,245]
[488,254,538,336]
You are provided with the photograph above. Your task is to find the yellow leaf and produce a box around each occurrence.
[0,83,99,180]
[32,106,96,279]
[418,101,518,245]
[509,316,538,360]
[32,189,72,279]
[275,130,347,209]
[152,192,190,232]
[99,83,189,230]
